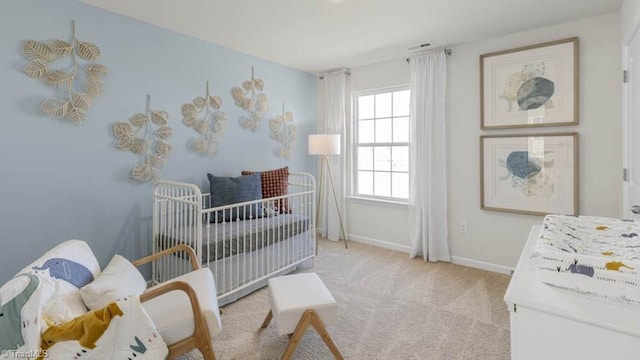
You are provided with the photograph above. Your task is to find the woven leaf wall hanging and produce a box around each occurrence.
[22,20,108,124]
[182,82,227,156]
[269,103,296,159]
[231,67,268,131]
[113,95,172,182]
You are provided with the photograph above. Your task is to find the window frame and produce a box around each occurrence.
[350,85,410,204]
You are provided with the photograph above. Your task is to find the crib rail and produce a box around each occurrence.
[152,172,316,304]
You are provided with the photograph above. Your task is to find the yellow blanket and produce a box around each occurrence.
[34,296,167,359]
[40,302,123,352]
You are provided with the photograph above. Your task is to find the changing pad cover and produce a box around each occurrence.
[531,214,640,305]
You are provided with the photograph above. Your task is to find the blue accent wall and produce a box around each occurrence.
[0,0,317,283]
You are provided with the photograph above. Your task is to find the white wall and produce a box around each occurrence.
[451,12,621,270]
[622,0,640,41]
[345,59,412,252]
[316,59,412,253]
[319,12,622,271]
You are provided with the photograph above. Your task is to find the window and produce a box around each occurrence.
[352,87,410,201]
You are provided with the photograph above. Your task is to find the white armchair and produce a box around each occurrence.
[133,245,221,360]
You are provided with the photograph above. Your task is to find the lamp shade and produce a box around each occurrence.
[308,134,340,155]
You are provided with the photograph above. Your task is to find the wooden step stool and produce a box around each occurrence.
[260,273,343,360]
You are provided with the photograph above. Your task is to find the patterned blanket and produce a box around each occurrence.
[39,296,167,359]
[0,240,167,359]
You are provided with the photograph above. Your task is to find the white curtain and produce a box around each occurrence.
[320,69,348,241]
[409,50,451,262]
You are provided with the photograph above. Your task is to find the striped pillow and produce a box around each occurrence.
[241,166,290,213]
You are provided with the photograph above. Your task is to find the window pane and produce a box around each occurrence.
[375,92,392,118]
[374,146,391,171]
[358,147,373,170]
[358,171,373,195]
[354,87,410,202]
[393,116,409,143]
[375,118,392,143]
[392,172,409,199]
[392,146,409,172]
[393,90,410,116]
[358,95,374,120]
[359,120,374,143]
[374,172,391,197]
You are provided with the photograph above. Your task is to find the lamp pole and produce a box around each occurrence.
[316,155,348,250]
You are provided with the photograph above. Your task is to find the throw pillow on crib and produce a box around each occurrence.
[207,173,263,222]
[241,166,291,213]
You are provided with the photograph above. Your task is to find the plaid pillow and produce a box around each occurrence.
[241,166,290,213]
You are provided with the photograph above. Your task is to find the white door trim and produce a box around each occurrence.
[622,22,640,218]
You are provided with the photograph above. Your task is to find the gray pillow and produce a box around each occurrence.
[207,173,262,222]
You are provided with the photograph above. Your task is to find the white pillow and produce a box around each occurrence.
[80,255,147,310]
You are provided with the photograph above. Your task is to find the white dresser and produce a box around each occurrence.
[504,225,640,359]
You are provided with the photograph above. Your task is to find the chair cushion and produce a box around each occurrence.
[268,273,337,336]
[142,268,221,345]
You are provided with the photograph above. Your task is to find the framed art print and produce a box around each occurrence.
[480,37,578,129]
[480,133,578,216]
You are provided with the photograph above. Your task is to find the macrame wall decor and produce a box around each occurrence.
[269,103,296,159]
[113,95,172,182]
[231,66,268,131]
[182,81,227,156]
[23,20,108,124]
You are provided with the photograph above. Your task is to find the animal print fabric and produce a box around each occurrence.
[531,215,640,305]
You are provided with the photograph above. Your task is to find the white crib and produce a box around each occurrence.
[151,172,316,305]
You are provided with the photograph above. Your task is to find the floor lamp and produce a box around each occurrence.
[309,134,348,249]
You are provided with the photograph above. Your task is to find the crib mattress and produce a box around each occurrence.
[157,214,310,262]
[531,214,640,305]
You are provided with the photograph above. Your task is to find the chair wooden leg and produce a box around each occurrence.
[281,310,343,360]
[198,344,217,360]
[196,332,217,360]
[167,336,216,360]
[261,310,273,329]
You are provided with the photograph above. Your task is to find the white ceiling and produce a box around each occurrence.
[79,0,622,74]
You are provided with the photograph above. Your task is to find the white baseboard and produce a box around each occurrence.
[345,235,513,275]
[451,256,514,275]
[347,234,412,253]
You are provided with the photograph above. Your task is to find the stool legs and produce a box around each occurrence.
[261,310,273,329]
[307,311,343,360]
[263,309,343,360]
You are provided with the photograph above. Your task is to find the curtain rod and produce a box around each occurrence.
[319,71,351,80]
[406,47,452,63]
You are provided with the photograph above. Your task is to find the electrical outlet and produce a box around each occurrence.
[459,221,468,233]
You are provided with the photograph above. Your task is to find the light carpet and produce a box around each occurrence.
[178,239,512,360]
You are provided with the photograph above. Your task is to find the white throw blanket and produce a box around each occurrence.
[40,296,168,359]
[0,240,169,359]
